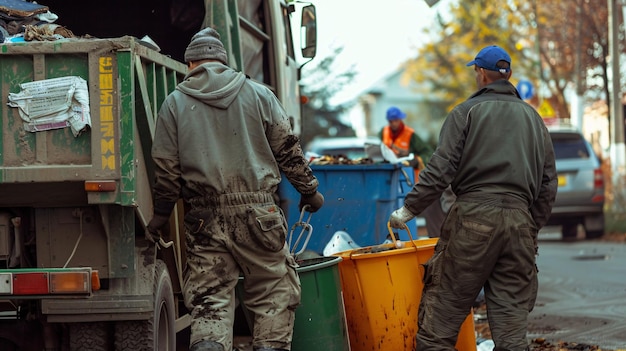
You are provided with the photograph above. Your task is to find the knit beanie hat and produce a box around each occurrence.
[184,27,228,65]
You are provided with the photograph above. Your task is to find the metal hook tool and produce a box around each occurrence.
[288,205,314,256]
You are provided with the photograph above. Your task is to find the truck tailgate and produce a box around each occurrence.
[0,36,187,213]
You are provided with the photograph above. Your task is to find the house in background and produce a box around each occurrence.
[349,67,447,144]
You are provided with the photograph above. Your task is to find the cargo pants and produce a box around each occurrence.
[183,192,301,351]
[417,194,538,351]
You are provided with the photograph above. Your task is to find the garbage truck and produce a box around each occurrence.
[0,1,317,350]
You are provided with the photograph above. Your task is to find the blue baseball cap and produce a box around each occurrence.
[466,45,511,73]
[386,106,406,121]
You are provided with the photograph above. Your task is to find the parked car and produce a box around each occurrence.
[546,126,605,239]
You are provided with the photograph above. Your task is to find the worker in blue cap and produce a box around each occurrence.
[389,45,557,351]
[379,106,432,173]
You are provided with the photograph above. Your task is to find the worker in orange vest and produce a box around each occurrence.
[379,106,432,178]
[379,106,454,237]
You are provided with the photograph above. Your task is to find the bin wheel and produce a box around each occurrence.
[114,260,176,351]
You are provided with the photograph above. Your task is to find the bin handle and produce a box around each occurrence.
[288,205,313,256]
[387,222,418,251]
[346,222,419,258]
[399,167,413,187]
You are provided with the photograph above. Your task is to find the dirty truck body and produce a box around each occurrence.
[0,1,315,350]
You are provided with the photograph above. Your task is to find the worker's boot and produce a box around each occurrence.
[189,340,225,351]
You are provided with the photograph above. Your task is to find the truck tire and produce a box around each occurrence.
[0,339,18,351]
[114,260,176,351]
[69,322,111,351]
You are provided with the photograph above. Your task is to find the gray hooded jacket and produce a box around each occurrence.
[151,62,318,213]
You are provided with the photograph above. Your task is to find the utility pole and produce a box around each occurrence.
[609,0,626,182]
[533,0,543,102]
[571,0,584,129]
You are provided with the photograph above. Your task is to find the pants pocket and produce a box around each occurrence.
[247,204,287,252]
[423,248,444,287]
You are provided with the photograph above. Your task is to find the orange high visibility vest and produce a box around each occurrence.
[382,125,415,157]
[382,125,422,180]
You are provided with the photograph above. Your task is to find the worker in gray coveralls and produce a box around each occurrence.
[146,27,324,351]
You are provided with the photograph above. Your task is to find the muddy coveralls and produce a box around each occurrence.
[402,80,558,351]
[151,62,319,351]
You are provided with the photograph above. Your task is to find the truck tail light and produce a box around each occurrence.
[0,269,98,296]
[91,270,101,291]
[84,180,116,192]
[13,272,49,295]
[0,273,12,294]
[50,271,90,293]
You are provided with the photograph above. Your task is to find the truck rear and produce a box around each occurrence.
[0,1,316,350]
[0,36,189,350]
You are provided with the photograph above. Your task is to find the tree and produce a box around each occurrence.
[404,0,609,121]
[405,0,534,109]
[299,46,358,147]
[534,0,609,118]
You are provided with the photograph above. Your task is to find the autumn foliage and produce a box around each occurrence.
[404,0,610,120]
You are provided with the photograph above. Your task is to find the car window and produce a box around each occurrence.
[550,133,590,160]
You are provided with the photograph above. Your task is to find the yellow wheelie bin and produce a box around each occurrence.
[334,224,476,351]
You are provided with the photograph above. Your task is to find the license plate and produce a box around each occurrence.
[558,174,566,187]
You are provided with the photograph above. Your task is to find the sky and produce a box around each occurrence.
[307,0,453,104]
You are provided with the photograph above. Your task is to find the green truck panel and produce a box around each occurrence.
[0,37,186,205]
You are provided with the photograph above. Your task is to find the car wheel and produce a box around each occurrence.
[585,229,604,239]
[584,213,605,240]
[561,223,579,241]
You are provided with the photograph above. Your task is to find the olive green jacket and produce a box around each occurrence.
[404,80,557,229]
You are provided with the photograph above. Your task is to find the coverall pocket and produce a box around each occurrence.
[460,218,493,242]
[184,209,210,234]
[247,205,287,252]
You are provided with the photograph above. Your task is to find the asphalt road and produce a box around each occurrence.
[528,227,626,350]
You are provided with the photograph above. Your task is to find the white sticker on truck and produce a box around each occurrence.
[7,76,91,137]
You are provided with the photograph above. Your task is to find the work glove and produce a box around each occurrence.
[389,206,416,229]
[299,191,324,213]
[146,213,174,249]
[406,156,425,170]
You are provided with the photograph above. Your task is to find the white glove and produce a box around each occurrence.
[389,206,416,229]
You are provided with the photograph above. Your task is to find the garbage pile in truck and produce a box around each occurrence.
[0,0,76,42]
[1,0,162,49]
